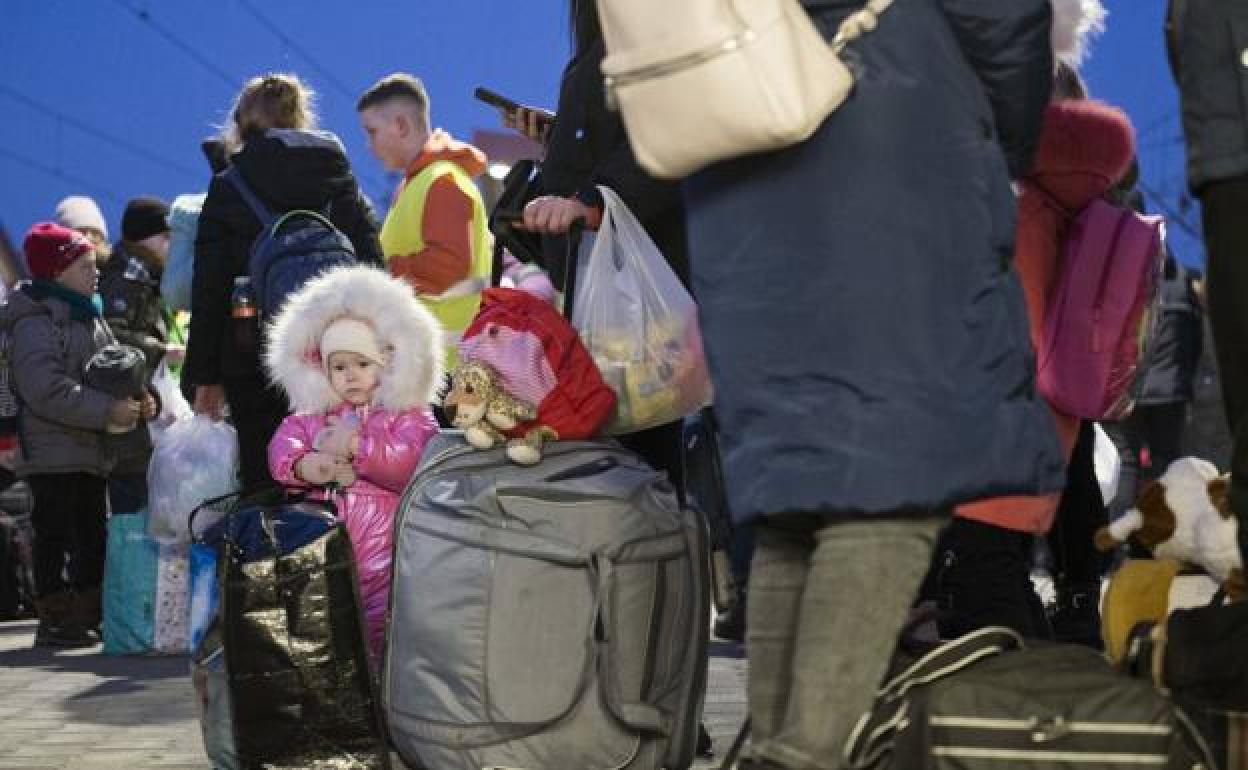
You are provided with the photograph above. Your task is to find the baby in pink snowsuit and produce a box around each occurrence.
[265,266,444,666]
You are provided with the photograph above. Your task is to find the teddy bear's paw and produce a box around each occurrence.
[487,408,518,431]
[464,426,497,450]
[506,440,542,466]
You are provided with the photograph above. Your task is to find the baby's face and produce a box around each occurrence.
[327,351,381,406]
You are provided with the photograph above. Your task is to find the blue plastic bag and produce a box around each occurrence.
[188,540,219,654]
[102,511,159,655]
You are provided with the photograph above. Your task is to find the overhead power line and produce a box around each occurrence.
[110,0,240,90]
[232,0,389,200]
[234,0,358,102]
[0,84,201,180]
[0,146,128,206]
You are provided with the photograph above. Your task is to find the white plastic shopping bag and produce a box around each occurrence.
[572,186,713,434]
[1093,423,1121,506]
[147,416,238,544]
[147,360,192,446]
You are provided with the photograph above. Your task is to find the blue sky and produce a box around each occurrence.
[0,1,1201,266]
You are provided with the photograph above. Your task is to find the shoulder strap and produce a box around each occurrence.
[224,167,276,226]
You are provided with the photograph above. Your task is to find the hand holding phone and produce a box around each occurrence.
[476,87,554,144]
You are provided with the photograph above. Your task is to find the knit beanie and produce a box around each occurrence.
[121,196,171,242]
[23,222,94,280]
[54,195,109,240]
[320,317,385,370]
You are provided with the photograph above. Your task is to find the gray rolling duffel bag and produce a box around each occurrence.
[383,433,711,770]
[844,627,1219,770]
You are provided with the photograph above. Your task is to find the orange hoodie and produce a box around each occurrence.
[385,130,488,295]
[957,99,1135,534]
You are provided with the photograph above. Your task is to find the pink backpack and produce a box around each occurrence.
[1037,198,1164,420]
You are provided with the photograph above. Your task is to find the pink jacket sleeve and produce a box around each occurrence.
[268,414,322,488]
[353,409,438,493]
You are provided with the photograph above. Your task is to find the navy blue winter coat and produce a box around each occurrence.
[684,0,1065,523]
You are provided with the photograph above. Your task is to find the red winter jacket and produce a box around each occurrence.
[958,99,1135,534]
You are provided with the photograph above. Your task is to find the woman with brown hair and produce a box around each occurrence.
[184,73,384,489]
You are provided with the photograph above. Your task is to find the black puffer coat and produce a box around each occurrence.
[184,129,383,385]
[540,29,688,285]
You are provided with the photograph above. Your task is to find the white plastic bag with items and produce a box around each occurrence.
[147,360,192,446]
[147,416,238,544]
[571,186,713,434]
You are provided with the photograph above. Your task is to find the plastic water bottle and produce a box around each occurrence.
[231,276,258,353]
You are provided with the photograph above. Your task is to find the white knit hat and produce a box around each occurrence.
[320,317,385,369]
[54,195,109,240]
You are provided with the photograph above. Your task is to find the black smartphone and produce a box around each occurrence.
[474,87,523,112]
[475,87,555,127]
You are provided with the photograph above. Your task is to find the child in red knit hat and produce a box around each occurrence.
[1,222,156,648]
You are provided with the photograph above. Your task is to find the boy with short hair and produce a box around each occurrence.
[357,73,492,365]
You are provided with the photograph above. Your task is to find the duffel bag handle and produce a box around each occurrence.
[843,627,1024,769]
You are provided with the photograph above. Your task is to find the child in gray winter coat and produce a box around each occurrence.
[2,223,155,647]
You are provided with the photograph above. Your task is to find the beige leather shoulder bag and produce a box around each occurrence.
[598,0,893,180]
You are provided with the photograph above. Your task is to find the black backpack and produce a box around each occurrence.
[224,167,357,319]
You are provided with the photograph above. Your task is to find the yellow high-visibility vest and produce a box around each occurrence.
[380,159,492,368]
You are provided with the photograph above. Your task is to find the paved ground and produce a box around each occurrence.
[0,619,747,769]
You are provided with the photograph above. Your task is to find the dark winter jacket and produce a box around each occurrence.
[1136,259,1203,406]
[1168,0,1248,192]
[540,35,689,285]
[99,242,169,374]
[683,0,1064,522]
[2,284,115,477]
[184,129,383,385]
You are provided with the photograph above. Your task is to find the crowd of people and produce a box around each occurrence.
[0,0,1245,768]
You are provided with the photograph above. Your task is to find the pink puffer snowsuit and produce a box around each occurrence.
[269,404,437,661]
[263,266,446,666]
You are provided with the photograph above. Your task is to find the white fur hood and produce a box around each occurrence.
[265,266,445,414]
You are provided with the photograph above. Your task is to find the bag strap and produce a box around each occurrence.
[844,626,1024,769]
[831,0,894,52]
[719,718,751,770]
[223,167,277,227]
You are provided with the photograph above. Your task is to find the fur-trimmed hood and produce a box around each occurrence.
[265,266,444,414]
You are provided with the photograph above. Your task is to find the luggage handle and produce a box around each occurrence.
[843,627,1024,769]
[489,215,585,320]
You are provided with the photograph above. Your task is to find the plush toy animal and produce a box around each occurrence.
[444,360,554,465]
[1096,456,1244,600]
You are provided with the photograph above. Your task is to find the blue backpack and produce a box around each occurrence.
[224,167,357,318]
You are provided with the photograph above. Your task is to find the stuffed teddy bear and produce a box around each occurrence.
[1095,456,1245,600]
[444,360,553,466]
[445,288,616,466]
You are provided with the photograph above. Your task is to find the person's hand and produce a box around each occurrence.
[331,459,357,488]
[139,392,159,421]
[164,343,186,365]
[519,196,595,235]
[193,384,226,420]
[502,105,554,144]
[295,451,339,485]
[108,398,141,430]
